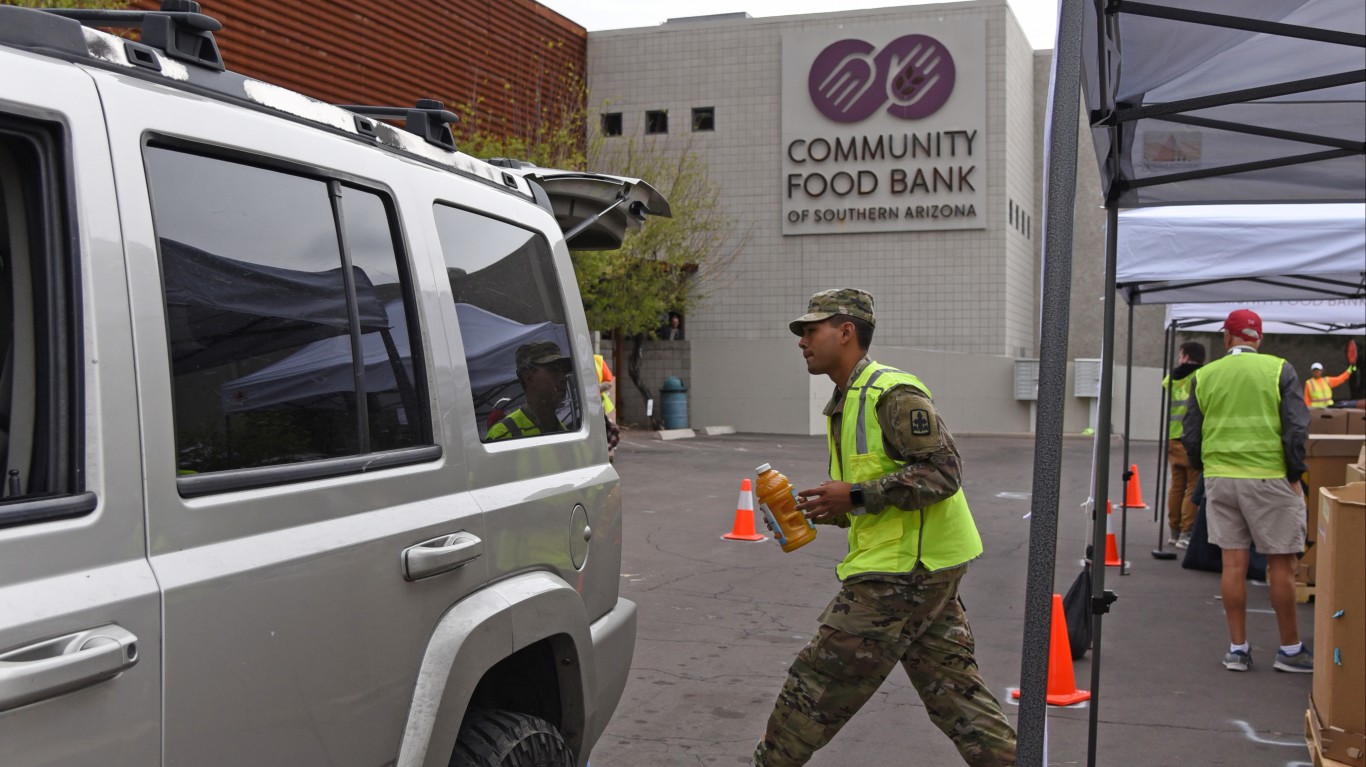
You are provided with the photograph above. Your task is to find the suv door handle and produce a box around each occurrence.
[403,533,483,581]
[0,625,139,713]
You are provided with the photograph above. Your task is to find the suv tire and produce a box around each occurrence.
[450,710,574,767]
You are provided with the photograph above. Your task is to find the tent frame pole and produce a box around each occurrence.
[1118,298,1135,575]
[1085,205,1121,767]
[1114,0,1366,47]
[1016,0,1087,763]
[1152,321,1177,560]
[1126,273,1366,303]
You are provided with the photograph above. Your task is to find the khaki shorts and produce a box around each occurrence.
[1204,476,1306,554]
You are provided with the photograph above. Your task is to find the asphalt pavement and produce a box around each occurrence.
[589,430,1316,767]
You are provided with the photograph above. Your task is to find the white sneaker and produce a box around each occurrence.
[1174,533,1192,549]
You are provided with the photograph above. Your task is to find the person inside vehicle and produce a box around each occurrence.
[487,340,573,440]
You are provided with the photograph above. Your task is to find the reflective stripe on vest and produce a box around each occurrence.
[1165,373,1195,440]
[1193,352,1286,479]
[1307,377,1334,408]
[828,363,983,579]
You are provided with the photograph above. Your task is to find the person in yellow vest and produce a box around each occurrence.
[1162,341,1206,548]
[752,289,1016,767]
[486,340,572,441]
[1181,309,1312,674]
[594,353,620,461]
[1303,361,1355,408]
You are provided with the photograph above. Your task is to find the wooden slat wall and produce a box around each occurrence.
[130,0,587,142]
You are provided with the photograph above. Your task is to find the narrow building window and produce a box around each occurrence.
[692,107,715,132]
[601,113,623,137]
[645,110,668,135]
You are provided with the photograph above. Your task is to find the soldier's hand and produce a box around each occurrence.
[797,481,854,524]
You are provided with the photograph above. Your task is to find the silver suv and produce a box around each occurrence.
[0,4,665,765]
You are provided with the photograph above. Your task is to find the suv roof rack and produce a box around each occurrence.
[339,100,461,150]
[0,3,537,203]
[44,0,224,71]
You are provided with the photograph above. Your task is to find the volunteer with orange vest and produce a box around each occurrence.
[1303,361,1355,408]
[595,353,620,461]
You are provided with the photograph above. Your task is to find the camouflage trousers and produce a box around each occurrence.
[753,565,1017,766]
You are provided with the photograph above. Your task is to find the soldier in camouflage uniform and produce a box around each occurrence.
[753,289,1016,767]
[486,340,572,441]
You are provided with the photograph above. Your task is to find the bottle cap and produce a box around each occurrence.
[755,463,771,474]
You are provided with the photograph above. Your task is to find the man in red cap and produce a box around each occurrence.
[1182,309,1312,673]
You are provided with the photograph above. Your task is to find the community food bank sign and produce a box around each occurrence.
[781,20,986,235]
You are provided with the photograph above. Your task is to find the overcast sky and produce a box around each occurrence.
[537,0,1060,50]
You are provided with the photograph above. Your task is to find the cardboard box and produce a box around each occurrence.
[1306,436,1366,540]
[1349,463,1366,484]
[1345,408,1366,436]
[1310,408,1349,435]
[1296,540,1317,586]
[1349,443,1366,484]
[1313,483,1365,753]
[1309,695,1365,767]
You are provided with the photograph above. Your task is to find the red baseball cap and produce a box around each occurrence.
[1223,309,1262,341]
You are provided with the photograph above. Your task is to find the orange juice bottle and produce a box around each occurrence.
[754,463,816,553]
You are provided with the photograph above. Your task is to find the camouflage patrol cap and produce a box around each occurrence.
[516,340,571,372]
[789,288,876,335]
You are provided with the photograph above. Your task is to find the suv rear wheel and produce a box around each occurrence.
[451,710,574,767]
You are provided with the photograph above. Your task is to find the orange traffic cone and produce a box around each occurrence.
[1123,464,1148,509]
[1012,594,1091,706]
[723,478,766,541]
[1103,501,1123,567]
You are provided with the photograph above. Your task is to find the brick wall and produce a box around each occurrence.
[133,0,586,145]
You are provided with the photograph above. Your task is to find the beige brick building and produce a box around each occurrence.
[587,1,1168,435]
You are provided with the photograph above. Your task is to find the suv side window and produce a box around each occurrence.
[0,116,84,525]
[432,204,581,443]
[144,146,429,477]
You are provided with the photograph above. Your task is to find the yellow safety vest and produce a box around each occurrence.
[594,354,615,415]
[828,363,983,579]
[487,408,555,440]
[1193,352,1286,479]
[1306,376,1334,409]
[1164,372,1196,440]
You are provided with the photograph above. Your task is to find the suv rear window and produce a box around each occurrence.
[432,204,582,443]
[0,116,90,527]
[145,147,430,477]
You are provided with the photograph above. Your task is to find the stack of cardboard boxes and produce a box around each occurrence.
[1299,409,1365,591]
[1301,411,1363,764]
[1309,480,1364,766]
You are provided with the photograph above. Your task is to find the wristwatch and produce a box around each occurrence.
[848,484,865,512]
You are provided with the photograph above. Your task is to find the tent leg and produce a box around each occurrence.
[1153,321,1178,560]
[1119,298,1135,576]
[1084,206,1121,767]
[1017,0,1087,763]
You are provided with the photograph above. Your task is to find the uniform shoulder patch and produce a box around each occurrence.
[878,386,941,454]
[910,409,932,436]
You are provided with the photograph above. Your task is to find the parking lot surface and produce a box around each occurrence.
[590,430,1316,767]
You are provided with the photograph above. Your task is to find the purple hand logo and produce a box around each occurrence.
[808,34,956,123]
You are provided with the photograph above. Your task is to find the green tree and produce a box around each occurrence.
[459,74,745,341]
[576,135,744,338]
[458,72,746,426]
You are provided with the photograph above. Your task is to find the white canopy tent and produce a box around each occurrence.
[1021,2,1366,764]
[1118,204,1366,304]
[1167,299,1366,334]
[1083,0,1365,207]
